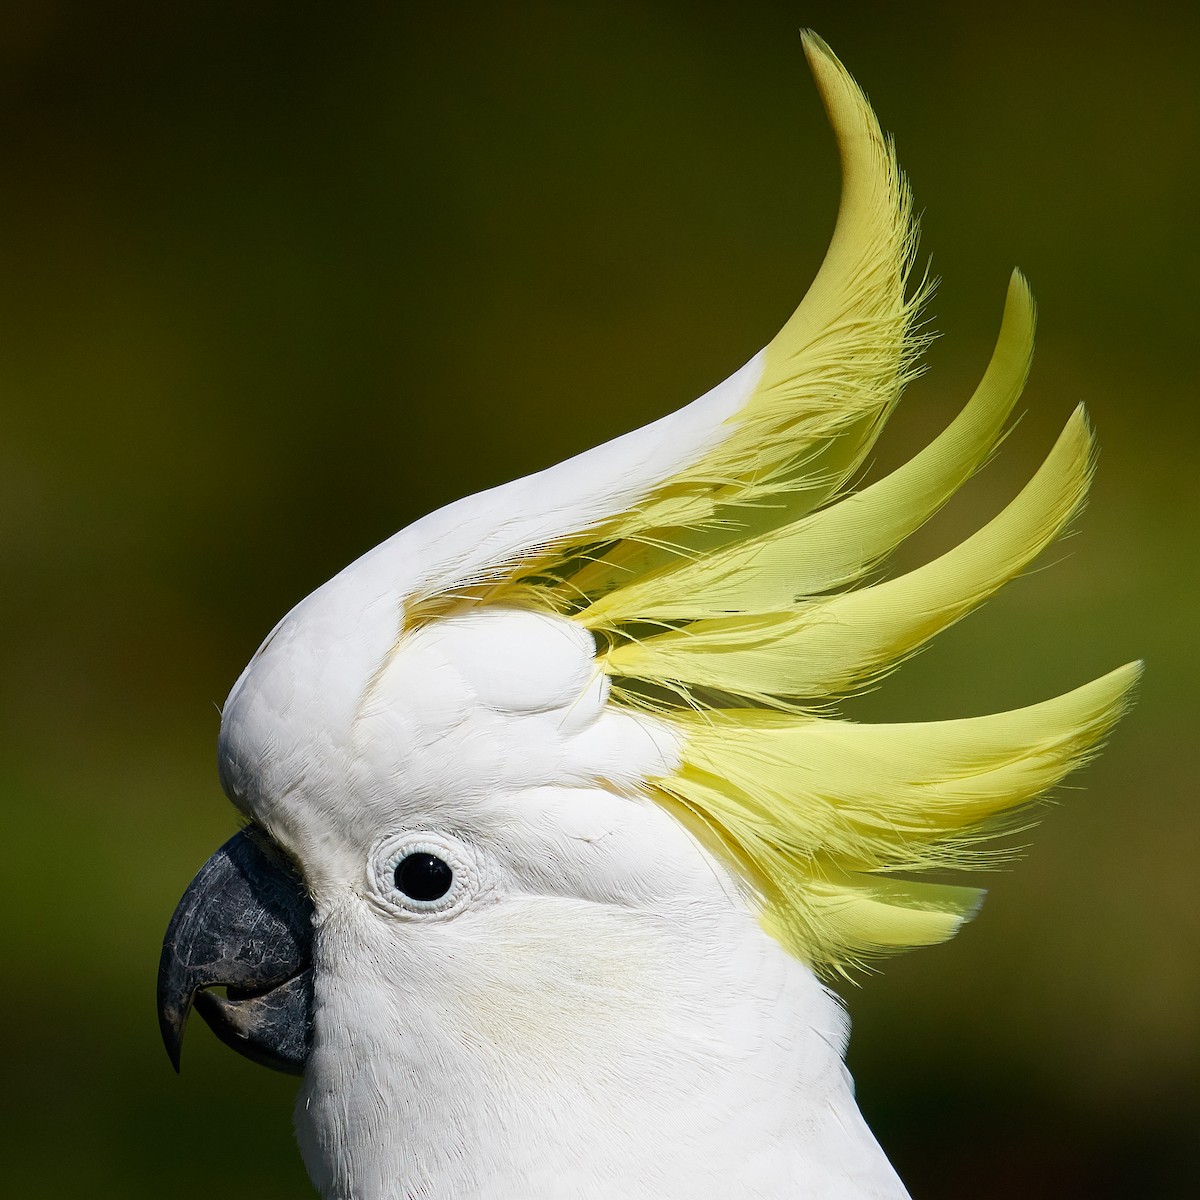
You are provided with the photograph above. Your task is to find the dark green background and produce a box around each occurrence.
[1,3,1193,1196]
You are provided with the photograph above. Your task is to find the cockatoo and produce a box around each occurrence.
[158,34,1138,1200]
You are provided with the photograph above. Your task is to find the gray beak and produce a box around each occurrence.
[158,826,315,1076]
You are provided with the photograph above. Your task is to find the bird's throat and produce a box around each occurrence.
[294,904,909,1200]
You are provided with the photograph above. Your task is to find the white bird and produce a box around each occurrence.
[159,33,1138,1200]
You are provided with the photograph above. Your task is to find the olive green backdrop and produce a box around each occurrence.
[1,2,1194,1196]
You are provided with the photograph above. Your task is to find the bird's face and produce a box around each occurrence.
[162,601,756,1056]
[161,601,824,1196]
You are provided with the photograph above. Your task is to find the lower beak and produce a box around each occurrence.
[157,826,315,1076]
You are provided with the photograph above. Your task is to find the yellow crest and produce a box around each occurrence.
[408,34,1139,975]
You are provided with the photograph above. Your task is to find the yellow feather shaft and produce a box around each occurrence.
[763,32,915,390]
[794,872,980,952]
[605,405,1095,699]
[580,271,1034,625]
[663,662,1138,865]
[568,32,924,600]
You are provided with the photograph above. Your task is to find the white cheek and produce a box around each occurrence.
[442,900,673,1069]
[497,784,745,912]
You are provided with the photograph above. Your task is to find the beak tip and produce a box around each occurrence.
[161,1032,183,1074]
[158,999,187,1075]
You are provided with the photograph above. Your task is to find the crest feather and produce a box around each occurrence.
[404,36,1138,974]
[654,663,1138,970]
[486,31,927,613]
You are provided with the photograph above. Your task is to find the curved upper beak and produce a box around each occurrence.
[157,826,315,1076]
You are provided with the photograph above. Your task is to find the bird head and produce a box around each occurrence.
[158,34,1138,1200]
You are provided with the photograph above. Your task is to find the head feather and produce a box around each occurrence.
[324,35,1139,975]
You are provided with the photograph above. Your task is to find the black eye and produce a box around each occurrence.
[394,852,454,903]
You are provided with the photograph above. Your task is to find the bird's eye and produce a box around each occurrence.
[394,852,453,902]
[369,831,489,919]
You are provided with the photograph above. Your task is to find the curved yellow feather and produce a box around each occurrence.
[654,664,1139,969]
[664,663,1138,862]
[604,405,1095,699]
[581,271,1034,625]
[557,31,924,605]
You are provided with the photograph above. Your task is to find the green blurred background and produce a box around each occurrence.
[0,2,1193,1196]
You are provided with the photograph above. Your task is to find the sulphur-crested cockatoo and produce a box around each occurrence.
[159,34,1138,1200]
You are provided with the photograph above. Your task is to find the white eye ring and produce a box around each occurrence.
[368,831,490,919]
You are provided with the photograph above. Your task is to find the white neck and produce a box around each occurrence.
[295,897,909,1200]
